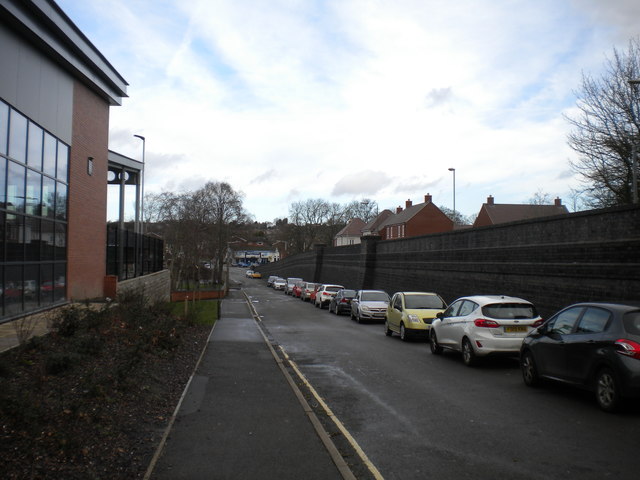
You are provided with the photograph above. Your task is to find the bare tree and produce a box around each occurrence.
[566,37,640,207]
[527,190,552,205]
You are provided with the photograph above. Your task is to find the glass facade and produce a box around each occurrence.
[0,99,68,321]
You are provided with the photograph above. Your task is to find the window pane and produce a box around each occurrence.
[8,109,27,163]
[42,176,55,219]
[0,101,8,155]
[56,142,68,181]
[40,263,53,305]
[27,122,43,169]
[7,161,25,213]
[26,169,41,216]
[6,214,23,262]
[43,133,56,176]
[577,308,611,334]
[24,264,38,310]
[54,263,65,302]
[550,307,582,334]
[0,211,4,262]
[55,182,67,220]
[41,220,54,261]
[0,157,6,208]
[5,265,23,316]
[25,217,40,261]
[55,223,66,260]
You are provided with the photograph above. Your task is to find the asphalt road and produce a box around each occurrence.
[236,269,639,480]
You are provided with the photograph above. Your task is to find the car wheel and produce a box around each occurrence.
[521,350,539,387]
[384,321,392,336]
[595,368,621,412]
[462,338,477,366]
[400,324,409,342]
[430,331,443,355]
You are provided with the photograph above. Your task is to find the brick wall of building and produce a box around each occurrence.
[67,80,110,300]
[258,204,640,318]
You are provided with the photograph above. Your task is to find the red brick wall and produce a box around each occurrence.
[67,80,110,300]
[406,204,453,236]
[473,207,492,227]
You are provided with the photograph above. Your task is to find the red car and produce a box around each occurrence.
[309,284,323,304]
[291,281,305,298]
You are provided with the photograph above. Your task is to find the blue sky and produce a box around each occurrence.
[58,0,640,221]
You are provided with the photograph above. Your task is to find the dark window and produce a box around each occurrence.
[444,300,463,317]
[458,300,478,316]
[8,109,27,163]
[362,292,389,302]
[6,214,23,262]
[56,142,68,181]
[27,123,43,169]
[5,264,23,316]
[42,133,56,176]
[26,169,41,216]
[576,307,611,334]
[482,303,537,319]
[0,101,8,155]
[7,161,25,213]
[24,217,40,261]
[404,294,446,309]
[622,311,640,335]
[549,307,583,334]
[42,176,55,219]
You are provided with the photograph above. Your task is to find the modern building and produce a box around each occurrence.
[0,0,163,323]
[379,194,454,240]
[473,195,570,227]
[333,218,366,246]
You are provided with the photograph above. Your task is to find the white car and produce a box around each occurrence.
[430,295,543,366]
[284,277,303,295]
[273,278,286,290]
[350,290,390,323]
[245,270,254,278]
[314,284,345,309]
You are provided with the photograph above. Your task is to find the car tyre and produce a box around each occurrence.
[521,350,540,387]
[430,331,443,355]
[384,321,392,336]
[595,368,621,412]
[462,338,477,366]
[400,324,409,342]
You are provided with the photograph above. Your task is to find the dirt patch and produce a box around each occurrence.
[0,297,212,479]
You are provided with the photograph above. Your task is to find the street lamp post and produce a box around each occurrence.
[133,134,146,232]
[628,79,640,204]
[448,167,456,220]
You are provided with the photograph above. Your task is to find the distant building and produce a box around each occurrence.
[334,218,367,246]
[379,194,454,240]
[230,241,280,265]
[473,196,570,227]
[361,209,393,236]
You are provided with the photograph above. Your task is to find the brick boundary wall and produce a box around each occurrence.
[257,204,640,318]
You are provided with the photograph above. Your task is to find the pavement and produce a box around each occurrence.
[148,288,349,480]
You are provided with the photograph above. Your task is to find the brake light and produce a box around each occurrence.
[474,319,500,328]
[615,339,640,359]
[340,298,348,303]
[532,319,544,328]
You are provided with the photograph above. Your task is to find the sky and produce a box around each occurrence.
[57,0,640,222]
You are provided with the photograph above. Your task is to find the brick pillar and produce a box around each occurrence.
[312,243,326,283]
[358,235,380,290]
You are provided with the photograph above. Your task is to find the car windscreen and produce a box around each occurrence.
[362,292,389,302]
[404,295,445,309]
[482,303,537,319]
[623,311,640,335]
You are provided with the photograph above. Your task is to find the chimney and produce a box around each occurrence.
[424,193,432,203]
[487,195,494,205]
[396,206,403,214]
[554,197,562,207]
[405,199,413,208]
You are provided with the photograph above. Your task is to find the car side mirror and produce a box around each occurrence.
[436,312,444,319]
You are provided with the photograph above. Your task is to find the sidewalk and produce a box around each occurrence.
[150,289,345,480]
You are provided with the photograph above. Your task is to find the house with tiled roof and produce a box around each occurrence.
[334,218,367,246]
[473,196,570,227]
[361,209,393,236]
[379,194,454,240]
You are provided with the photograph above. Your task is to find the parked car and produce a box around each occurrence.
[285,277,303,295]
[385,292,447,341]
[273,278,286,290]
[430,295,541,366]
[245,270,254,278]
[250,271,262,279]
[292,280,305,298]
[314,284,345,309]
[329,289,357,315]
[351,290,390,323]
[310,284,323,304]
[267,275,279,287]
[520,302,640,412]
[300,282,317,301]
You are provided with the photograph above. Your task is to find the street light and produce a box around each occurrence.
[133,134,146,232]
[448,167,456,219]
[628,80,640,204]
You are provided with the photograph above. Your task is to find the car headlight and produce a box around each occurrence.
[407,314,421,324]
[361,306,371,312]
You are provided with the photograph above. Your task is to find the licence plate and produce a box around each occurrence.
[504,326,528,333]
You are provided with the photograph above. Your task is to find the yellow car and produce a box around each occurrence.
[250,272,262,279]
[385,292,447,341]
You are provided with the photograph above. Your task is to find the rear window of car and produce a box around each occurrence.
[305,283,316,289]
[342,290,356,297]
[326,286,343,293]
[482,303,537,319]
[623,311,640,335]
[362,292,389,302]
[405,295,446,309]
